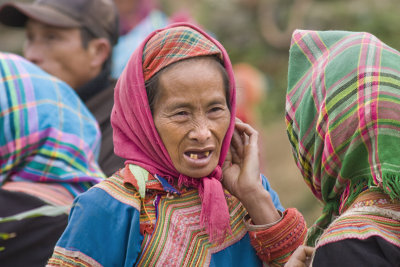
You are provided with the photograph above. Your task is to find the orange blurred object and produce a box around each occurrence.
[233,63,267,125]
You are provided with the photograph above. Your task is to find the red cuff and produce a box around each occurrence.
[248,208,307,264]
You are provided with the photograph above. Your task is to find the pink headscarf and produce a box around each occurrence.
[111,23,236,243]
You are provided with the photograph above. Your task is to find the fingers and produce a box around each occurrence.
[231,126,243,162]
[234,119,259,161]
[234,119,258,147]
[303,246,314,257]
[224,118,262,198]
[284,245,315,267]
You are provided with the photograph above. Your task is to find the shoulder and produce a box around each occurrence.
[51,173,144,267]
[317,207,400,248]
[91,171,141,211]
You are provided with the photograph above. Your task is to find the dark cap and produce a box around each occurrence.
[0,0,119,45]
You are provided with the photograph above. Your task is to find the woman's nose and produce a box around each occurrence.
[188,119,212,143]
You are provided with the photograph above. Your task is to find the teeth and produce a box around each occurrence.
[189,151,210,159]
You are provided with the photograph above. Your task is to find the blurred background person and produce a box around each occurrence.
[111,0,168,78]
[111,0,196,79]
[0,0,124,176]
[0,52,104,267]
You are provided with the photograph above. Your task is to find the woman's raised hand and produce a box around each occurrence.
[222,118,281,225]
[222,118,262,200]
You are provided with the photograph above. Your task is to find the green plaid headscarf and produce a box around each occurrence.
[286,30,400,245]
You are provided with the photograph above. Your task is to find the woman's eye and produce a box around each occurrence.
[210,106,224,113]
[174,111,188,116]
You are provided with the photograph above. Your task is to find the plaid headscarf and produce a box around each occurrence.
[0,52,104,196]
[286,30,400,245]
[142,26,222,81]
[111,23,236,243]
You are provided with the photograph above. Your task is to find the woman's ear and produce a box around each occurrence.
[87,38,111,69]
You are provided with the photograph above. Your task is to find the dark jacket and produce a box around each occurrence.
[79,71,125,176]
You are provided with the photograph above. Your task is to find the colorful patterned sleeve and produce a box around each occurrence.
[47,186,144,267]
[246,208,307,266]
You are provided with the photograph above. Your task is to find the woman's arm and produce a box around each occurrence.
[222,119,306,266]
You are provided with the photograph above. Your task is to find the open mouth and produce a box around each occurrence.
[184,151,211,160]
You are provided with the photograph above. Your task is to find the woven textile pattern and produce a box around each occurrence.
[95,166,247,266]
[0,52,104,196]
[50,168,248,266]
[136,189,247,266]
[316,189,400,248]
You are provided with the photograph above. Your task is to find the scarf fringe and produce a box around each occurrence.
[199,176,232,244]
[382,173,400,200]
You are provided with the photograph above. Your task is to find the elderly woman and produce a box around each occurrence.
[48,23,306,267]
[0,52,104,266]
[286,30,400,266]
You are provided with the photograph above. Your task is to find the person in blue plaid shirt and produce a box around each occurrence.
[0,52,104,267]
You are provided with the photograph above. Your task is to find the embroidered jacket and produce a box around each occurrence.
[48,165,306,266]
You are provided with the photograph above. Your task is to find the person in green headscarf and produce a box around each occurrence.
[286,29,400,266]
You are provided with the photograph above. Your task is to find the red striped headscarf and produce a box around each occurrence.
[111,23,236,243]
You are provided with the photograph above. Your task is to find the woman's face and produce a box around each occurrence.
[153,58,231,178]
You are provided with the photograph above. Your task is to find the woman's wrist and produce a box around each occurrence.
[245,210,284,230]
[239,188,281,225]
[247,208,307,264]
